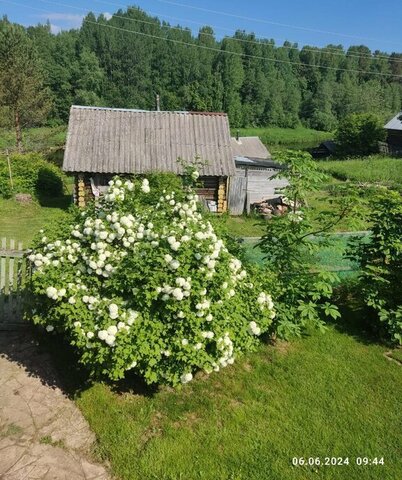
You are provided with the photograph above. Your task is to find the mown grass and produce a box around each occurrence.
[0,195,71,247]
[318,156,402,189]
[233,126,332,151]
[69,317,402,480]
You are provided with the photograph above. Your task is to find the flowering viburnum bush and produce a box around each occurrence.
[27,172,275,386]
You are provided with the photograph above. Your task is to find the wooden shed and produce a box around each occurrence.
[384,112,402,154]
[62,106,236,212]
[228,136,288,215]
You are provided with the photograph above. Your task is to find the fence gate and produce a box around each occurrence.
[0,238,30,329]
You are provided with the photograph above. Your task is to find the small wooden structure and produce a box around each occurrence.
[0,238,30,329]
[384,112,402,155]
[228,136,288,215]
[311,141,337,158]
[63,106,235,213]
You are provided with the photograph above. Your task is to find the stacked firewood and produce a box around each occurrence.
[252,197,290,219]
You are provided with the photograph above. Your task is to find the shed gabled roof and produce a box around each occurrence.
[230,136,271,160]
[384,112,402,131]
[63,106,235,176]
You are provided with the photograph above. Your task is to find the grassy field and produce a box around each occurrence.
[0,126,66,153]
[318,156,402,189]
[233,126,332,151]
[0,196,71,247]
[41,311,401,480]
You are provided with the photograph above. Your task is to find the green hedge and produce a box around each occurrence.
[0,153,65,198]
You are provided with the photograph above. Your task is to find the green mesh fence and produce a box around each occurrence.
[241,232,370,280]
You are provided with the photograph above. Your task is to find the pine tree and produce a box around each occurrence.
[0,20,51,151]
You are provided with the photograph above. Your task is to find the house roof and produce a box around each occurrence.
[234,156,284,169]
[384,112,402,131]
[63,106,235,176]
[320,140,337,153]
[230,136,271,160]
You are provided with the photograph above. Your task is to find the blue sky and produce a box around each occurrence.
[1,0,401,52]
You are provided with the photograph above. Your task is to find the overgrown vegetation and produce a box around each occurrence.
[0,152,65,199]
[335,113,387,156]
[348,190,402,344]
[318,156,402,189]
[257,151,365,338]
[233,126,332,151]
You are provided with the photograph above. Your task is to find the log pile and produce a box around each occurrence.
[217,178,227,213]
[252,196,290,219]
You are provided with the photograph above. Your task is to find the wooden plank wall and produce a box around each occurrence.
[228,176,247,215]
[0,238,29,329]
[228,168,289,215]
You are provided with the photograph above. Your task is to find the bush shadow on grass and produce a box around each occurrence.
[37,193,72,209]
[39,329,160,399]
[330,280,395,348]
[0,326,159,400]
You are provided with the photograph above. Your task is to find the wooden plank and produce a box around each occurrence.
[228,176,246,215]
[9,239,15,291]
[0,238,6,291]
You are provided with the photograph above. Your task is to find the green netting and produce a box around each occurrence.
[241,232,370,280]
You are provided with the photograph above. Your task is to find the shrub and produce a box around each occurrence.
[27,171,276,386]
[0,153,64,198]
[257,151,365,338]
[335,113,386,156]
[348,190,402,344]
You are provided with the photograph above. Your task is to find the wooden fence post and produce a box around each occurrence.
[0,238,29,329]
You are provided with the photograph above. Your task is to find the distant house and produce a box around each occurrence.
[63,106,235,212]
[228,136,288,215]
[311,140,337,158]
[384,112,402,154]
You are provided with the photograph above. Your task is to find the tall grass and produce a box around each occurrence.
[318,156,402,188]
[233,126,332,151]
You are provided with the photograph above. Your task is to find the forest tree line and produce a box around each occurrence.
[1,6,402,132]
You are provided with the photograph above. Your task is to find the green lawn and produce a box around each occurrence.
[54,314,401,480]
[233,126,332,152]
[0,196,71,247]
[318,156,402,189]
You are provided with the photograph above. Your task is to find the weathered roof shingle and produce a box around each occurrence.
[230,136,271,160]
[63,106,235,176]
[384,112,402,131]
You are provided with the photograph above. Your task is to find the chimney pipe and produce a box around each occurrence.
[156,94,160,111]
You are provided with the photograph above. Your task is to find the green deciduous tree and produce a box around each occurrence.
[0,20,51,151]
[258,150,363,338]
[335,112,387,156]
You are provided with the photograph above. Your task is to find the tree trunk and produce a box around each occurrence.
[14,110,23,153]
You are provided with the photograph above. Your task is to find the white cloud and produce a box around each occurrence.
[50,24,62,35]
[103,12,113,21]
[38,13,84,29]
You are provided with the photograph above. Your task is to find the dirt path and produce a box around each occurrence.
[0,331,110,480]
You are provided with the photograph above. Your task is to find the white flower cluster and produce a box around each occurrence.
[257,292,275,318]
[249,321,261,336]
[29,174,276,386]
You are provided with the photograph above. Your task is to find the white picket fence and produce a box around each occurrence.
[0,238,30,329]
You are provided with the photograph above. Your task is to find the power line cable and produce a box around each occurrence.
[1,0,401,77]
[11,0,402,64]
[153,0,402,46]
[91,0,402,62]
[81,18,402,78]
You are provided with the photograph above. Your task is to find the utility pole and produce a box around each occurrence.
[156,94,160,111]
[6,149,14,190]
